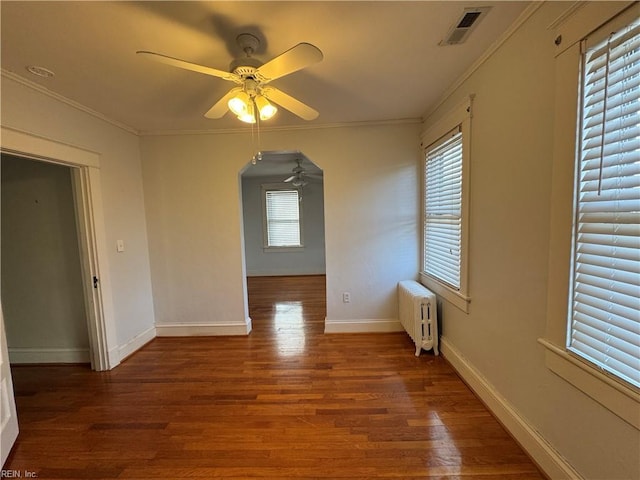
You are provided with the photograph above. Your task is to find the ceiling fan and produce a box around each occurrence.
[284,160,322,187]
[137,33,323,123]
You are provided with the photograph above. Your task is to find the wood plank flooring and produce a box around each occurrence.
[4,275,544,479]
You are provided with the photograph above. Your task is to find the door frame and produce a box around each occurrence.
[1,126,118,371]
[0,301,18,466]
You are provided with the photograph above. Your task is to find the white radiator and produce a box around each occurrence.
[397,280,439,357]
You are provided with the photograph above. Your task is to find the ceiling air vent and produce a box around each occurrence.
[440,7,491,46]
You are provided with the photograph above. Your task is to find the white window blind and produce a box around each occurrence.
[424,129,463,290]
[569,19,640,389]
[265,189,301,247]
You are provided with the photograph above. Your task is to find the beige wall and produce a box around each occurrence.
[0,75,156,353]
[424,3,639,479]
[2,3,637,476]
[140,122,421,332]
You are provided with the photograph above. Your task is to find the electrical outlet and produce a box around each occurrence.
[342,292,351,303]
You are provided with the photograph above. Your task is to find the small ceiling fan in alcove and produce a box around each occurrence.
[137,33,323,124]
[283,159,322,188]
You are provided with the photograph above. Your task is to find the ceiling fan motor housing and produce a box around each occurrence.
[230,59,263,74]
[230,33,263,73]
[237,33,260,54]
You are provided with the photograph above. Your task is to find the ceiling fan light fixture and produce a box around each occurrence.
[255,95,277,120]
[228,90,250,116]
[237,101,257,124]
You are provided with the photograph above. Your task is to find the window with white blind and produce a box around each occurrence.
[263,188,302,248]
[420,97,472,312]
[544,3,639,429]
[424,128,463,289]
[568,17,640,389]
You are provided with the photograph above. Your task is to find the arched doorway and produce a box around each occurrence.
[239,150,326,343]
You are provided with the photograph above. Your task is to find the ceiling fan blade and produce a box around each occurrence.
[283,175,296,183]
[263,86,319,121]
[137,51,241,82]
[256,43,323,82]
[204,88,241,119]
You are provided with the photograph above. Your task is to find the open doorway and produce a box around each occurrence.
[0,127,118,462]
[240,150,326,340]
[1,154,90,364]
[1,126,117,372]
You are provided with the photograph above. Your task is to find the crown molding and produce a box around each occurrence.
[546,1,586,30]
[422,1,545,123]
[1,69,139,135]
[138,117,422,137]
[2,68,420,138]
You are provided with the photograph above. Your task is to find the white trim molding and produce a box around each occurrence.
[324,318,403,334]
[1,125,100,168]
[117,326,156,362]
[140,117,422,137]
[156,320,252,337]
[2,68,421,138]
[1,69,139,135]
[440,337,584,480]
[247,269,327,277]
[550,1,635,56]
[8,347,91,364]
[544,1,640,430]
[539,339,640,429]
[420,272,470,314]
[422,3,543,120]
[1,125,119,372]
[420,95,473,313]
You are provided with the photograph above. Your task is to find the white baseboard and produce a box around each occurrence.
[246,270,326,277]
[156,319,252,337]
[118,326,156,361]
[8,347,90,364]
[440,337,583,480]
[107,347,121,370]
[324,318,403,334]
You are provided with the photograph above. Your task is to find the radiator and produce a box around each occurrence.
[397,280,439,357]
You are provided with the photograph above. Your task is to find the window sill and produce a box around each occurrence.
[538,338,640,429]
[263,246,304,253]
[419,272,470,313]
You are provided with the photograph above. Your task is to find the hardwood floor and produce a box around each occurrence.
[4,275,544,479]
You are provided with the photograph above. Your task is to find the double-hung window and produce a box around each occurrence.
[424,129,463,289]
[420,97,472,312]
[263,187,303,248]
[568,16,640,389]
[543,3,639,429]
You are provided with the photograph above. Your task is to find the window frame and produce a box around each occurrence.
[568,16,640,390]
[261,184,304,251]
[420,96,473,313]
[541,1,639,429]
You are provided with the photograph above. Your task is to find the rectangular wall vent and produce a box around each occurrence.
[440,7,491,46]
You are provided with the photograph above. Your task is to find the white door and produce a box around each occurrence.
[0,303,19,466]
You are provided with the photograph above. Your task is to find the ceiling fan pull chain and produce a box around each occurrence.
[256,108,262,160]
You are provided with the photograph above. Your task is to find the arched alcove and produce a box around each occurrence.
[239,150,326,332]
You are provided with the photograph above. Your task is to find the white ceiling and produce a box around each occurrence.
[1,1,530,135]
